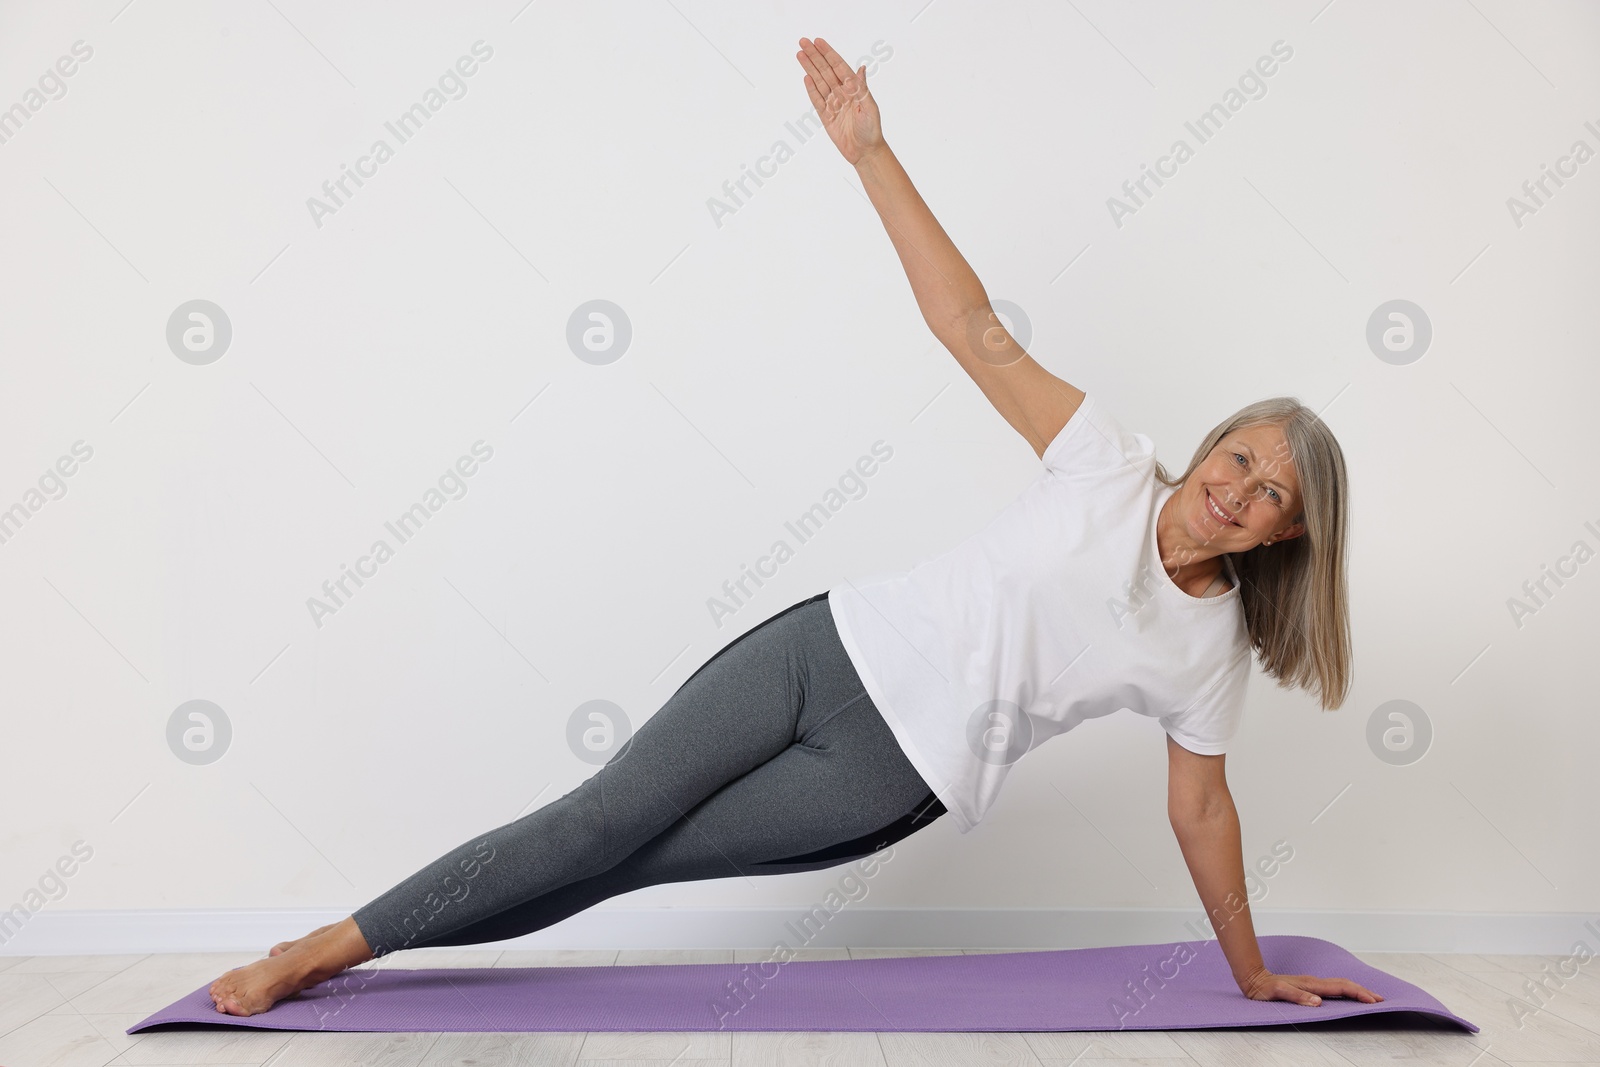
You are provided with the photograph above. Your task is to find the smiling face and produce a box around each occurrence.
[1181,421,1305,555]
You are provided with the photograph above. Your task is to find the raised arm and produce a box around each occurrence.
[1166,734,1384,1006]
[796,37,1084,460]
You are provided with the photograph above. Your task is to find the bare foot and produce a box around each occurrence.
[208,953,323,1017]
[269,921,337,957]
[211,917,373,1017]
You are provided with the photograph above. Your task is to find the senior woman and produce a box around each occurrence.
[207,36,1380,1018]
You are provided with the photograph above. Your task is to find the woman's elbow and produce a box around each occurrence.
[1168,790,1235,829]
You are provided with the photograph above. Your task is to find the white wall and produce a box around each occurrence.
[1,0,1596,954]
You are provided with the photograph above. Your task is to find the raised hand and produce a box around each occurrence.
[1241,968,1386,1007]
[796,37,883,166]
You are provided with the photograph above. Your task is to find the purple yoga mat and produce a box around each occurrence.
[128,934,1477,1034]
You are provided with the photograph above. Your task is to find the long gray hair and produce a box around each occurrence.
[1154,398,1352,711]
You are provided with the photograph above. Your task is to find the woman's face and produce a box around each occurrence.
[1182,422,1304,553]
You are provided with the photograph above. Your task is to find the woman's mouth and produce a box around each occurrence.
[1205,489,1240,527]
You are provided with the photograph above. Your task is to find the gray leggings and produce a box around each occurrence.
[351,591,945,957]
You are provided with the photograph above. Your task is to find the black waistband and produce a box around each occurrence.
[751,790,947,867]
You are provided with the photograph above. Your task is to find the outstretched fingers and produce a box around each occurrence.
[795,47,829,108]
[1280,973,1385,1004]
[1245,970,1386,1007]
[1309,975,1385,1003]
[797,37,843,98]
[797,56,828,114]
[810,36,857,86]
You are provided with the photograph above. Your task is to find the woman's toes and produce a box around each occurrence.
[210,981,236,1013]
[205,953,333,1018]
[207,969,259,1017]
[268,941,293,957]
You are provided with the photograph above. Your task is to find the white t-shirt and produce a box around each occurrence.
[827,393,1252,833]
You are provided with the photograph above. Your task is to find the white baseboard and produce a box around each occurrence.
[4,907,1598,956]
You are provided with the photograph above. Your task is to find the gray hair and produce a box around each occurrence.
[1154,397,1352,710]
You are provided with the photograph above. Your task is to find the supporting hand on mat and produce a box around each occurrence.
[796,37,883,166]
[1238,966,1385,1007]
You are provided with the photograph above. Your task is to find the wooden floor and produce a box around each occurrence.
[1,945,1595,1066]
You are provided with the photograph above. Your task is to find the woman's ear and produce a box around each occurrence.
[1268,520,1306,545]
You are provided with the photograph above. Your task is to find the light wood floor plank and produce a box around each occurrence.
[112,1022,293,1065]
[730,1029,885,1065]
[1357,963,1600,1062]
[1467,966,1600,1040]
[1024,1030,1190,1059]
[66,953,261,1015]
[579,1031,730,1060]
[0,1011,126,1067]
[68,1013,149,1058]
[8,954,149,974]
[42,971,126,1006]
[876,1032,1040,1066]
[419,1031,585,1066]
[0,972,70,1038]
[254,1031,444,1067]
[1252,1018,1511,1067]
[1167,1028,1354,1067]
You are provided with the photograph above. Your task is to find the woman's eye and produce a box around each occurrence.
[1234,453,1281,504]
